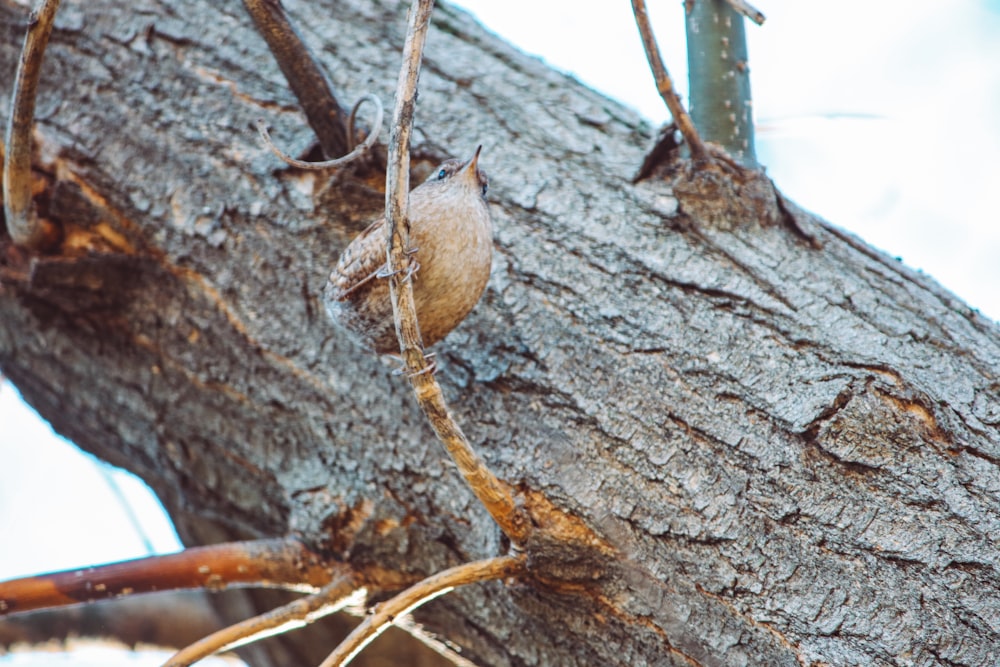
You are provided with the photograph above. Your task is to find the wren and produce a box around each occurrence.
[323,146,493,354]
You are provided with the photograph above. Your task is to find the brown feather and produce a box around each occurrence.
[324,148,493,353]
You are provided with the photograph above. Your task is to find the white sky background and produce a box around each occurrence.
[458,0,1000,318]
[2,0,999,663]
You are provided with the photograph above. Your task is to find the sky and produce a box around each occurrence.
[2,0,999,664]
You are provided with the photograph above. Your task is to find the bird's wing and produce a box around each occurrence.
[327,216,389,300]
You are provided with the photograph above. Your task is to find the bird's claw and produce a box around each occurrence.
[390,351,437,377]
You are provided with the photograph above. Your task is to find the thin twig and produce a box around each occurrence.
[242,0,350,158]
[162,575,363,667]
[381,0,529,546]
[3,0,62,250]
[393,616,484,667]
[256,93,382,170]
[630,0,708,161]
[724,0,766,26]
[0,538,337,616]
[319,555,524,667]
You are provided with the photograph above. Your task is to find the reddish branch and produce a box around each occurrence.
[0,538,340,616]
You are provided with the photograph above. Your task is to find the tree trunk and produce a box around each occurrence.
[2,1,999,665]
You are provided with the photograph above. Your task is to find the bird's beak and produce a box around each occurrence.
[463,145,482,177]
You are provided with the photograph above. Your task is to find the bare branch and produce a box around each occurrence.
[0,538,339,616]
[319,556,524,667]
[162,575,362,667]
[630,0,708,161]
[3,0,62,250]
[724,0,766,26]
[380,0,529,545]
[256,93,382,170]
[241,0,350,158]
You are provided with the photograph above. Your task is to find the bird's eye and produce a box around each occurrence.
[437,169,447,180]
[481,183,488,196]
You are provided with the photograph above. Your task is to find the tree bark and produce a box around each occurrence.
[2,1,999,666]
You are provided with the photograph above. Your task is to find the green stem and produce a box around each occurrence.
[685,0,757,167]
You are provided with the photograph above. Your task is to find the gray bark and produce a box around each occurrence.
[1,1,999,666]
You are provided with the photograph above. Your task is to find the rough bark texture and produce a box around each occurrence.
[2,1,1000,666]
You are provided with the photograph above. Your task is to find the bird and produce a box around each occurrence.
[323,146,493,354]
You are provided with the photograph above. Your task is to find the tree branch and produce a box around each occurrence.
[631,0,708,162]
[0,538,338,616]
[162,575,361,667]
[319,555,524,667]
[241,0,350,159]
[2,0,62,250]
[381,0,529,546]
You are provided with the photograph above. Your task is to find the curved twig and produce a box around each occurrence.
[0,538,338,616]
[630,0,708,161]
[319,555,524,667]
[242,0,350,158]
[345,97,369,154]
[255,93,382,170]
[3,0,62,250]
[380,0,529,546]
[162,575,363,667]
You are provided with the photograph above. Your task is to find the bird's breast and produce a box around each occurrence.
[407,196,493,344]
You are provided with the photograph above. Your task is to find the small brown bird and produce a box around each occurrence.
[324,146,493,353]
